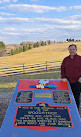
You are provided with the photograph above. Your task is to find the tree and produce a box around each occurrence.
[0,47,5,56]
[33,43,36,48]
[15,48,19,54]
[66,38,75,42]
[23,45,26,52]
[48,40,51,45]
[36,42,39,47]
[41,41,45,46]
[0,41,5,49]
[45,41,47,45]
[10,49,14,55]
[28,44,32,49]
[0,41,6,56]
[19,47,23,52]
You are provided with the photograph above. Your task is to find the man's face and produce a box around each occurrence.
[68,46,77,56]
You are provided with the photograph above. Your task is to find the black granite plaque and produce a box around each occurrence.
[14,103,72,128]
[53,91,71,104]
[15,91,33,103]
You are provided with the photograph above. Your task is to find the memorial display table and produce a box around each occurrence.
[0,79,81,137]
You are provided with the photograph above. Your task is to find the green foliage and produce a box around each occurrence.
[48,40,51,45]
[0,48,5,56]
[44,41,47,45]
[41,41,45,46]
[10,45,29,55]
[33,42,39,48]
[10,49,14,55]
[23,45,26,52]
[19,47,23,52]
[0,41,6,56]
[10,47,23,55]
[28,44,32,49]
[66,38,74,42]
[36,42,39,47]
[33,43,36,48]
[0,41,5,49]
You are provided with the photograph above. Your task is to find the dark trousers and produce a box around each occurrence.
[70,82,81,109]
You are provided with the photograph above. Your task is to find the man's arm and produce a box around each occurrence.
[61,59,66,78]
[78,56,81,83]
[61,59,68,82]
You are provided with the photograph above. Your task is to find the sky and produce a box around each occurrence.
[1,0,81,44]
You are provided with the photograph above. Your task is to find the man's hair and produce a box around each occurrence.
[68,44,77,50]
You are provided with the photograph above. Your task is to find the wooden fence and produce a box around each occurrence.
[0,61,61,77]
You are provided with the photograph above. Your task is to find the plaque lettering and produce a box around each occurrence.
[14,103,72,128]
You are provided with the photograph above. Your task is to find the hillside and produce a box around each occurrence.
[0,42,81,68]
[5,44,21,54]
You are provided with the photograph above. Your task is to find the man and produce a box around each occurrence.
[61,44,81,109]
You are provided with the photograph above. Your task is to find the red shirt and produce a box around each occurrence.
[61,54,81,84]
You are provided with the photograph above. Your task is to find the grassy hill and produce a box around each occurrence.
[5,44,21,54]
[0,42,81,68]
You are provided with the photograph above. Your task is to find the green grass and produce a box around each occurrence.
[0,70,61,92]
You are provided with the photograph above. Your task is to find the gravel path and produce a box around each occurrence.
[0,92,81,128]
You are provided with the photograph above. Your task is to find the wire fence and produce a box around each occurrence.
[0,61,61,77]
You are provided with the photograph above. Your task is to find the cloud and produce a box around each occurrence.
[2,23,81,39]
[34,18,81,25]
[0,12,16,16]
[1,24,81,44]
[0,16,81,26]
[2,27,47,36]
[70,5,81,10]
[13,0,17,2]
[0,0,10,3]
[1,4,81,13]
[0,16,30,24]
[30,0,38,1]
[69,15,81,20]
[1,4,67,13]
[0,0,17,3]
[4,27,16,31]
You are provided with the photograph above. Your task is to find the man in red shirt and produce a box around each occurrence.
[61,44,81,109]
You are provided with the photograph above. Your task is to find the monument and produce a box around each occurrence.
[0,79,81,137]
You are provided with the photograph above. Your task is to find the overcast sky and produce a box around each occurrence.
[0,0,81,44]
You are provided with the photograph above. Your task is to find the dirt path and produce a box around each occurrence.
[0,92,81,128]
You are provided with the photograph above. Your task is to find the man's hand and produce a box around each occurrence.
[78,77,81,83]
[62,78,68,82]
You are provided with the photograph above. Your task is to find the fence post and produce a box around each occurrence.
[46,61,47,71]
[23,64,25,74]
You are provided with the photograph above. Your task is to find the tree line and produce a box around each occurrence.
[10,45,31,55]
[66,38,81,42]
[0,38,81,57]
[10,40,51,55]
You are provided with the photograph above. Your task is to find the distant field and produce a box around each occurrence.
[0,42,81,68]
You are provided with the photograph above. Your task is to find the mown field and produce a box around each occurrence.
[0,41,81,93]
